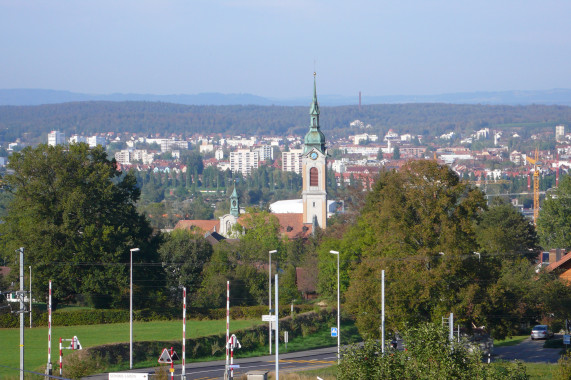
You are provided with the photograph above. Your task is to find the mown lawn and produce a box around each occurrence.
[0,319,263,378]
[494,335,529,347]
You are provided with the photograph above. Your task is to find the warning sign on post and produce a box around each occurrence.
[158,348,172,364]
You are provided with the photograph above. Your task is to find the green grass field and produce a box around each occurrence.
[0,319,263,378]
[494,335,529,347]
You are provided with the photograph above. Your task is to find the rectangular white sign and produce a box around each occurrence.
[109,373,148,380]
[262,314,273,321]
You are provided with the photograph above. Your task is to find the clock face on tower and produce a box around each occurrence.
[310,151,318,160]
[232,200,237,207]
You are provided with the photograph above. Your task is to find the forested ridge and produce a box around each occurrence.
[1,101,571,143]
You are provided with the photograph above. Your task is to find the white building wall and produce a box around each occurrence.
[230,149,259,176]
[115,150,131,165]
[48,131,65,146]
[88,136,107,148]
[282,149,303,174]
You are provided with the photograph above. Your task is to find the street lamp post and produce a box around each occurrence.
[330,250,340,363]
[129,247,140,370]
[268,250,277,355]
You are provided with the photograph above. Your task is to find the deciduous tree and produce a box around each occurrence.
[1,143,157,308]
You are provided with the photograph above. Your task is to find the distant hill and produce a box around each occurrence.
[1,101,571,145]
[2,88,571,107]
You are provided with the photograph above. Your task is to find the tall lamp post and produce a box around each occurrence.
[268,250,277,355]
[129,247,140,369]
[330,250,340,363]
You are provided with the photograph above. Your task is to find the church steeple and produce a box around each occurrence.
[230,184,239,217]
[304,73,326,154]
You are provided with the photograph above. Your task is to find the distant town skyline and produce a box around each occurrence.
[1,0,571,98]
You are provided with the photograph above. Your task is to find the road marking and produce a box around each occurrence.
[268,359,336,364]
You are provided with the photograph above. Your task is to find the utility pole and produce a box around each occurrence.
[275,274,279,380]
[269,250,276,355]
[381,270,385,355]
[18,247,24,380]
[29,266,32,328]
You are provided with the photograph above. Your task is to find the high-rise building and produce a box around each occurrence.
[282,149,303,174]
[48,131,65,146]
[556,125,565,142]
[230,149,259,176]
[87,136,107,148]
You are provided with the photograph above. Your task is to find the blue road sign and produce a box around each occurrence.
[331,327,338,337]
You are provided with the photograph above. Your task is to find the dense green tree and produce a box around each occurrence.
[475,198,539,259]
[236,209,283,262]
[1,143,158,308]
[194,243,232,308]
[537,175,571,250]
[343,161,488,336]
[158,230,213,304]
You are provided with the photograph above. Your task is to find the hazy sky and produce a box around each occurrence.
[1,0,571,98]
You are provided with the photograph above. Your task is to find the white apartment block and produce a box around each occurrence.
[330,159,347,174]
[384,129,399,142]
[351,133,378,145]
[225,136,257,147]
[115,150,132,165]
[400,134,413,142]
[132,149,154,164]
[161,139,189,152]
[510,151,523,165]
[215,149,224,160]
[476,128,490,140]
[69,135,87,144]
[115,149,154,165]
[282,149,303,174]
[199,144,214,153]
[88,136,107,148]
[230,149,259,176]
[342,145,381,156]
[556,125,565,142]
[48,131,65,146]
[256,145,274,161]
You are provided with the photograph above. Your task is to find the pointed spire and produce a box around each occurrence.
[310,72,320,116]
[304,72,326,154]
[230,181,239,218]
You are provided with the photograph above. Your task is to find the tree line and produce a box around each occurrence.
[1,101,571,144]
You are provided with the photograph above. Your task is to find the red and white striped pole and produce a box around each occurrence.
[170,346,174,380]
[182,287,186,380]
[47,280,52,374]
[59,338,62,376]
[230,335,234,379]
[225,281,230,379]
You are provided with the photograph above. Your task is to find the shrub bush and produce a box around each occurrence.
[0,303,316,327]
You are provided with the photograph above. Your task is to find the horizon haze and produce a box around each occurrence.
[1,1,571,99]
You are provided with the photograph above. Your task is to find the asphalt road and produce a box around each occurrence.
[493,335,562,363]
[83,346,338,380]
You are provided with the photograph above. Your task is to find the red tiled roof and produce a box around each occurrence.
[272,213,313,239]
[547,251,571,272]
[174,220,220,233]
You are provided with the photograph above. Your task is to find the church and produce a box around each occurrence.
[175,74,332,239]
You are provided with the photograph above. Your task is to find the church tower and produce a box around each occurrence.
[302,73,327,229]
[230,184,240,218]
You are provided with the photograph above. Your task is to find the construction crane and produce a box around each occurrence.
[525,148,540,224]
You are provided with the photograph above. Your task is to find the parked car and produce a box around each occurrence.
[531,325,554,340]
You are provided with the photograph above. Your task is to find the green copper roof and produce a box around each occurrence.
[230,184,239,217]
[304,73,326,154]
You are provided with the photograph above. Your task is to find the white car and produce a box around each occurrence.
[531,325,553,340]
